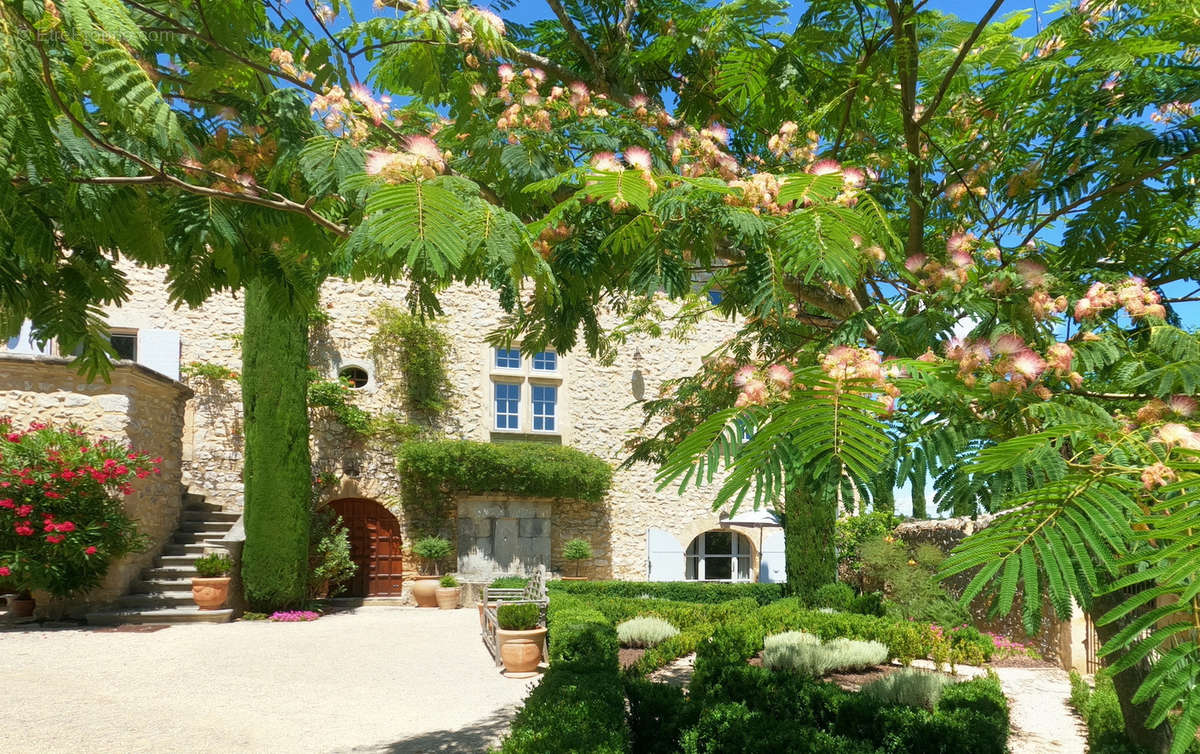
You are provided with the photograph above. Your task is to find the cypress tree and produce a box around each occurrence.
[782,481,837,598]
[241,276,313,609]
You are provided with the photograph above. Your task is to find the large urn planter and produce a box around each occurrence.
[191,577,232,610]
[411,577,440,608]
[498,626,547,677]
[192,552,233,610]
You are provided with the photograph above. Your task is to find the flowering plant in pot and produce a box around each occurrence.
[0,420,155,617]
[192,552,233,610]
[561,537,592,580]
[410,535,452,607]
[436,573,460,610]
[496,602,545,677]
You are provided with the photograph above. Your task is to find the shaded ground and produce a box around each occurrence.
[1,606,536,753]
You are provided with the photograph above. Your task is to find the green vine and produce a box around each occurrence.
[181,361,240,382]
[307,373,372,435]
[370,304,453,415]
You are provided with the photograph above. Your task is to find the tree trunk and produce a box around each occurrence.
[1090,589,1174,753]
[241,276,313,611]
[783,481,837,597]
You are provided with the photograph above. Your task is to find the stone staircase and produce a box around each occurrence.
[87,492,238,625]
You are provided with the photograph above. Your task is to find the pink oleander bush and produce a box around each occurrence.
[0,419,157,598]
[269,610,321,622]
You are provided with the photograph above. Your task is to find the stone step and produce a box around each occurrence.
[116,592,196,608]
[129,577,194,592]
[170,532,229,545]
[178,521,234,535]
[156,554,203,569]
[182,492,211,507]
[162,543,208,556]
[142,567,198,580]
[181,510,240,524]
[86,607,233,626]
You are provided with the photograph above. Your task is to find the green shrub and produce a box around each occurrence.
[498,669,628,754]
[947,625,994,664]
[625,677,697,754]
[562,537,593,561]
[309,511,356,599]
[812,582,854,611]
[862,668,959,709]
[547,579,783,605]
[835,511,899,570]
[489,576,529,589]
[546,601,619,674]
[761,630,820,670]
[757,597,933,663]
[498,603,540,630]
[439,574,458,587]
[369,305,452,414]
[616,616,680,648]
[763,635,888,676]
[849,591,885,617]
[398,440,613,502]
[858,535,969,625]
[195,552,233,578]
[679,702,878,754]
[1068,671,1149,754]
[411,536,452,575]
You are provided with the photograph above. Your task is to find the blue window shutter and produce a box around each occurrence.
[647,528,685,581]
[137,329,181,381]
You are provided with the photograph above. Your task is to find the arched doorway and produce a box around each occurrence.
[328,498,404,597]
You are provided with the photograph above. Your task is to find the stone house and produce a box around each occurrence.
[1,262,787,608]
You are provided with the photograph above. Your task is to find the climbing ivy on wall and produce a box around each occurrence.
[370,305,453,415]
[396,440,613,535]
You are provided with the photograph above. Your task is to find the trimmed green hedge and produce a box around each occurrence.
[398,440,613,502]
[548,579,784,605]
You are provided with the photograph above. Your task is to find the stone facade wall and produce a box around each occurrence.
[895,515,1077,669]
[91,263,747,585]
[0,355,191,616]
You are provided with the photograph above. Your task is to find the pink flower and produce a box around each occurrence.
[992,334,1026,355]
[1011,350,1047,380]
[405,134,442,163]
[766,364,793,388]
[1046,343,1073,373]
[45,534,64,544]
[0,566,9,577]
[1169,396,1198,418]
[1142,462,1176,490]
[1015,259,1046,287]
[590,152,623,173]
[624,146,652,171]
[1155,423,1200,450]
[365,150,396,176]
[733,365,756,388]
[85,546,97,556]
[904,254,927,273]
[497,64,515,83]
[810,158,840,176]
[842,167,866,188]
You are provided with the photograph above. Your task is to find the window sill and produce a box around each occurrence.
[489,432,562,445]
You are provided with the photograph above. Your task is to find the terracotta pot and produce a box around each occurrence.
[435,587,460,610]
[498,626,547,676]
[191,577,231,610]
[9,596,35,618]
[411,577,440,607]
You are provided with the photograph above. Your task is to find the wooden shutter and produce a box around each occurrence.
[137,329,181,381]
[759,530,787,583]
[646,528,685,581]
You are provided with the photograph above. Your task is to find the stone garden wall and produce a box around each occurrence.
[895,515,1080,670]
[0,355,192,616]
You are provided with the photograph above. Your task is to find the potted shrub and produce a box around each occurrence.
[0,420,155,619]
[436,574,460,610]
[497,602,545,677]
[192,552,233,610]
[411,535,452,607]
[479,575,527,630]
[561,537,592,580]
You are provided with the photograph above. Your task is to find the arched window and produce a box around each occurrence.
[685,530,752,582]
[338,365,371,389]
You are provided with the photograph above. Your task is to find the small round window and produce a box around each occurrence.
[338,365,370,389]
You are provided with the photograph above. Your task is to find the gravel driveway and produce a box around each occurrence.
[2,607,535,753]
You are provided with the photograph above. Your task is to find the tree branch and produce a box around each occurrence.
[915,0,1004,127]
[544,0,605,78]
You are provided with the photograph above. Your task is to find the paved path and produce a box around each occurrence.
[993,666,1088,754]
[1,607,536,753]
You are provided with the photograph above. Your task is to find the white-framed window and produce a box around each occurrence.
[490,347,563,434]
[685,530,752,582]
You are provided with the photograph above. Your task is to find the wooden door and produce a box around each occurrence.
[328,498,404,597]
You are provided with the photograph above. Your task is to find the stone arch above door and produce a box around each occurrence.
[328,497,404,597]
